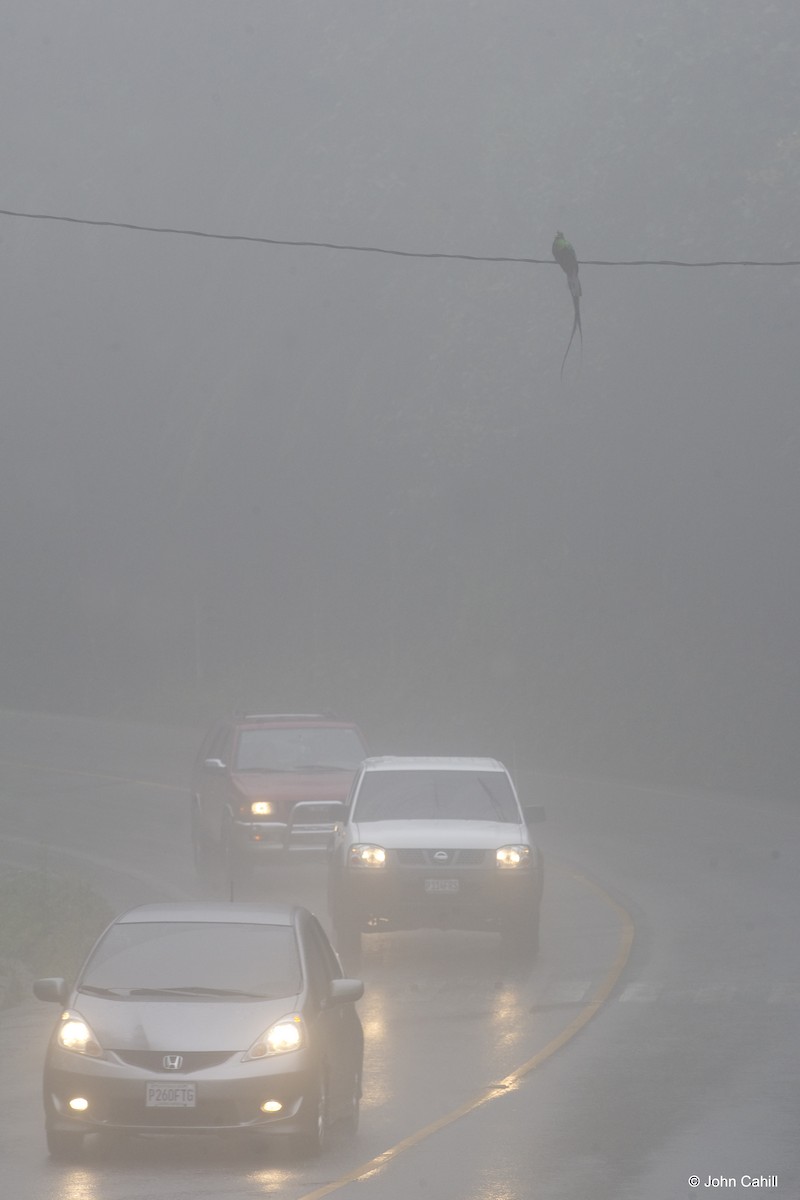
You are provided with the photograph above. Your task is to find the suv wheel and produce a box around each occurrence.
[190,802,215,878]
[223,822,254,893]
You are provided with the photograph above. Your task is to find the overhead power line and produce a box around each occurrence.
[1,206,799,267]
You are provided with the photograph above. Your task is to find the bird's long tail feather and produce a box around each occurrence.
[560,295,582,380]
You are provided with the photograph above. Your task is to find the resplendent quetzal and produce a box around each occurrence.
[552,231,582,378]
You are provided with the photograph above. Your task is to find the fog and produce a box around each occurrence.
[1,0,798,797]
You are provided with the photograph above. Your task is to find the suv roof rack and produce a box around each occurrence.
[236,712,339,722]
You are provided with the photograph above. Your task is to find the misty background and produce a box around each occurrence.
[1,1,798,797]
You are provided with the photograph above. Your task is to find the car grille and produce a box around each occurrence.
[114,1051,235,1073]
[107,1099,239,1127]
[394,848,486,866]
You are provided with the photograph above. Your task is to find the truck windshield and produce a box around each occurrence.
[353,770,519,823]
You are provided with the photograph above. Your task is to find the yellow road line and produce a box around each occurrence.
[298,867,635,1200]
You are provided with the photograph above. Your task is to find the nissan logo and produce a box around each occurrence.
[433,850,450,863]
[163,1055,183,1071]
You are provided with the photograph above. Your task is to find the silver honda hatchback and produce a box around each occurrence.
[33,901,364,1159]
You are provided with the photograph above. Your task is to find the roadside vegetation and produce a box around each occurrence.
[0,869,113,1009]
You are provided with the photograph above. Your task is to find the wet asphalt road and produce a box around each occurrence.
[0,711,798,1200]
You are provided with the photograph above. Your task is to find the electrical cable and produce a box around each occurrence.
[1,206,799,266]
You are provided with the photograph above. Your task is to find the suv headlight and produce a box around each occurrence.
[250,801,273,816]
[348,843,387,868]
[496,845,532,868]
[57,1012,104,1057]
[244,1013,305,1060]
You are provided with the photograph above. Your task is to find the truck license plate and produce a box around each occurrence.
[146,1082,196,1107]
[425,878,459,894]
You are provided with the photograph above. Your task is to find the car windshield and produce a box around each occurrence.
[353,770,520,822]
[235,727,365,772]
[79,922,302,999]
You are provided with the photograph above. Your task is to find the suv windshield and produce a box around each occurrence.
[235,727,365,772]
[353,770,520,823]
[80,922,302,999]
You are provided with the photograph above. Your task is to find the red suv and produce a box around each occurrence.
[190,714,368,884]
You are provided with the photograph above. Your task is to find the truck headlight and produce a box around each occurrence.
[348,843,387,867]
[496,845,531,868]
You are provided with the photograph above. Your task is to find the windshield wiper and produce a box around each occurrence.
[237,763,351,774]
[301,763,351,772]
[126,986,275,999]
[78,984,129,997]
[477,776,509,821]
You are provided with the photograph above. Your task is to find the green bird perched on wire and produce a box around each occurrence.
[552,231,582,378]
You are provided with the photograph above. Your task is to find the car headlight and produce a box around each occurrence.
[57,1012,104,1057]
[348,843,387,868]
[496,845,532,868]
[250,800,273,816]
[244,1013,305,1060]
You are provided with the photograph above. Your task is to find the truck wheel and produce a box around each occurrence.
[502,905,540,961]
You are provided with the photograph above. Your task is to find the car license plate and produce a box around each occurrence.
[145,1082,196,1107]
[425,878,459,894]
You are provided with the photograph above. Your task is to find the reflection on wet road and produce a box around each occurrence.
[1,714,798,1199]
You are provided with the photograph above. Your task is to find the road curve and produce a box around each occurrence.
[0,711,797,1200]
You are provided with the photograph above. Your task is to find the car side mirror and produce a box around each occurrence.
[203,757,226,773]
[328,978,364,1006]
[523,804,546,824]
[33,977,68,1004]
